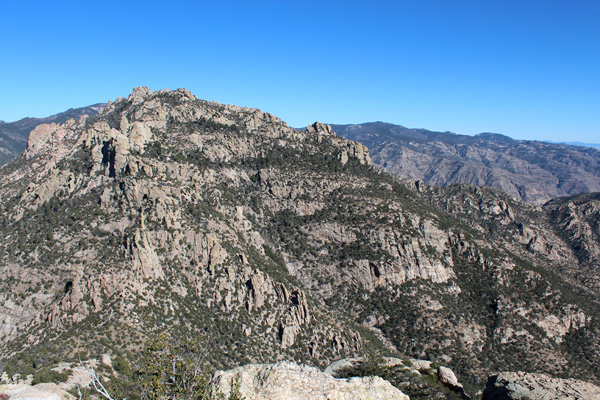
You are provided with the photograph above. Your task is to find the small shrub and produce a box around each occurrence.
[113,355,132,378]
[32,367,69,385]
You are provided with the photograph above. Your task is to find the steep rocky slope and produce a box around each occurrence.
[545,192,600,289]
[482,371,600,399]
[332,122,600,204]
[0,104,105,166]
[422,184,600,293]
[1,88,599,395]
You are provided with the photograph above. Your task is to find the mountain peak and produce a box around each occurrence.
[474,132,515,143]
[129,85,152,98]
[1,86,377,373]
[306,121,334,135]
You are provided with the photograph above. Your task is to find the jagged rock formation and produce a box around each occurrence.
[0,88,599,392]
[0,104,105,166]
[212,361,409,400]
[482,371,600,399]
[332,122,600,205]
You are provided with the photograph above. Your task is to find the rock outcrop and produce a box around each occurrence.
[212,361,409,400]
[0,104,105,166]
[0,383,72,400]
[482,371,600,399]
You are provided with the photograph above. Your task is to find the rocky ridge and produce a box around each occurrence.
[0,88,599,396]
[0,104,105,166]
[0,382,71,400]
[332,122,600,205]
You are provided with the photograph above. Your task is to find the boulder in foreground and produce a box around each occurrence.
[0,383,71,400]
[212,361,409,400]
[482,371,600,399]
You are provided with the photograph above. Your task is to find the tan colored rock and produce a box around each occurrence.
[249,273,267,308]
[409,359,432,372]
[279,324,298,349]
[207,235,227,267]
[128,121,152,151]
[274,283,289,303]
[27,123,58,150]
[0,383,72,399]
[212,362,409,400]
[99,354,112,368]
[130,230,164,280]
[323,358,363,376]
[128,86,152,105]
[280,290,311,348]
[438,366,462,389]
[47,304,60,327]
[342,141,372,166]
[306,121,333,135]
[533,305,588,343]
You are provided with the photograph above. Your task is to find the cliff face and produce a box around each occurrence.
[332,122,600,205]
[1,88,599,390]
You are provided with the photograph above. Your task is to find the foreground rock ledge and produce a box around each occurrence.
[0,383,72,400]
[482,371,600,400]
[212,361,409,400]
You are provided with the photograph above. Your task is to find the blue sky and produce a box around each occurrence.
[1,0,598,142]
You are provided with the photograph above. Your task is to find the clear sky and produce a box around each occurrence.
[1,0,598,142]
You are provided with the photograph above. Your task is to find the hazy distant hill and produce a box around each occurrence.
[546,140,600,150]
[0,104,106,165]
[332,122,600,204]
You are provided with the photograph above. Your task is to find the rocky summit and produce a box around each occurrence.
[1,87,600,398]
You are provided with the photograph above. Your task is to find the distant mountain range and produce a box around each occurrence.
[545,140,600,149]
[0,104,106,165]
[331,122,600,205]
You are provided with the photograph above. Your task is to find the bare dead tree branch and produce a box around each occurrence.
[77,356,116,400]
